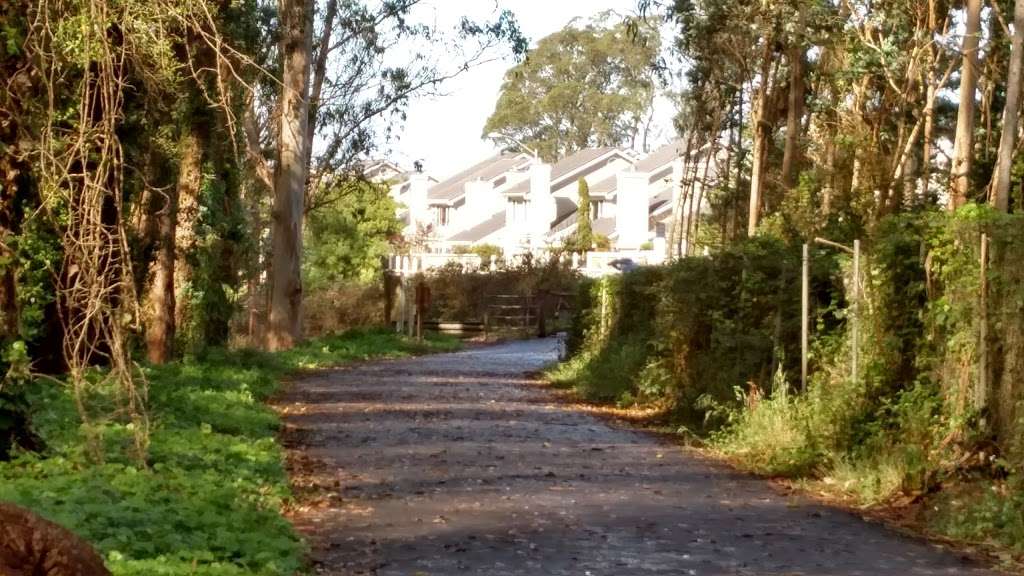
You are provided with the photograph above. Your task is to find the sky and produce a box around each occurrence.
[387,0,677,180]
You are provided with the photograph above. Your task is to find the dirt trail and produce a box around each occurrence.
[280,338,997,575]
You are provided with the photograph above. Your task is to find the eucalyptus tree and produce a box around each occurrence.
[950,0,984,209]
[992,0,1024,211]
[483,12,660,162]
[247,1,526,349]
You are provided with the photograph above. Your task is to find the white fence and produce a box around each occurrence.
[387,250,667,277]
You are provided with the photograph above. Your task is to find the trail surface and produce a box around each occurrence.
[280,338,996,575]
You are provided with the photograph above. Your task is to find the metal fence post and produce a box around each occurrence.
[978,233,989,412]
[852,239,860,384]
[802,243,810,392]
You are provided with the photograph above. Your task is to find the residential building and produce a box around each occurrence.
[380,138,720,271]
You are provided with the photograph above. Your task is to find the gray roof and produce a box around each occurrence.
[649,188,673,214]
[593,216,616,236]
[589,175,618,198]
[647,187,671,210]
[635,140,685,174]
[448,211,506,243]
[552,147,620,182]
[550,197,579,232]
[505,147,623,197]
[428,154,528,201]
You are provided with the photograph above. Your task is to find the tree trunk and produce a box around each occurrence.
[268,0,313,351]
[302,0,339,200]
[748,113,769,236]
[920,0,946,203]
[992,0,1024,212]
[170,128,203,350]
[748,41,774,237]
[142,137,186,364]
[781,45,805,190]
[949,0,983,209]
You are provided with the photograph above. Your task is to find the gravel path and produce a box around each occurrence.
[280,338,997,575]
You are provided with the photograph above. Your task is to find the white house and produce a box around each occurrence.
[383,138,720,272]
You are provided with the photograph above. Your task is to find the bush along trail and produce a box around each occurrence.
[550,207,1024,570]
[0,329,459,576]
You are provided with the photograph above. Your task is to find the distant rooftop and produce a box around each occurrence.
[635,140,685,183]
[448,210,506,243]
[428,154,530,202]
[505,147,625,197]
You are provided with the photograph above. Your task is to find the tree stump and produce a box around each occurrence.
[0,503,110,576]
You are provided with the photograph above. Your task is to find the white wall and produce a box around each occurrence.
[528,162,554,249]
[615,171,650,249]
[463,179,496,230]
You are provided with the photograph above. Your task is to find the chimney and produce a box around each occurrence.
[406,172,431,230]
[615,171,649,250]
[464,179,494,231]
[528,162,554,246]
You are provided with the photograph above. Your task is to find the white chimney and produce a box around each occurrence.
[463,179,494,230]
[528,162,554,246]
[615,171,649,250]
[406,173,430,230]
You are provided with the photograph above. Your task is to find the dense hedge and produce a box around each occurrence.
[553,207,1024,552]
[553,237,837,422]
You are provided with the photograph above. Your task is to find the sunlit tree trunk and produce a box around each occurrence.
[949,0,983,209]
[268,0,313,351]
[992,0,1024,211]
[145,128,200,364]
[781,44,805,190]
[748,48,773,236]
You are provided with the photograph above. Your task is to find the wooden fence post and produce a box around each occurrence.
[395,276,406,334]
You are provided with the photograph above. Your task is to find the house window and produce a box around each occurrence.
[510,199,528,223]
[590,200,605,219]
[656,222,667,238]
[434,206,450,226]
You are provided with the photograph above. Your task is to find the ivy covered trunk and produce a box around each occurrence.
[144,129,200,364]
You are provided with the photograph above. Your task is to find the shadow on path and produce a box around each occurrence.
[280,338,996,576]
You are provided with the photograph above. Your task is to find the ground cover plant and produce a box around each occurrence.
[0,329,459,576]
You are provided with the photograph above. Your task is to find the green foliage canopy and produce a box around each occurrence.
[483,13,659,162]
[303,180,402,288]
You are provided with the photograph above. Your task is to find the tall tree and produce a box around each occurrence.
[143,128,201,364]
[992,0,1024,211]
[748,33,780,236]
[483,13,659,161]
[268,0,314,351]
[950,0,984,209]
[781,13,807,190]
